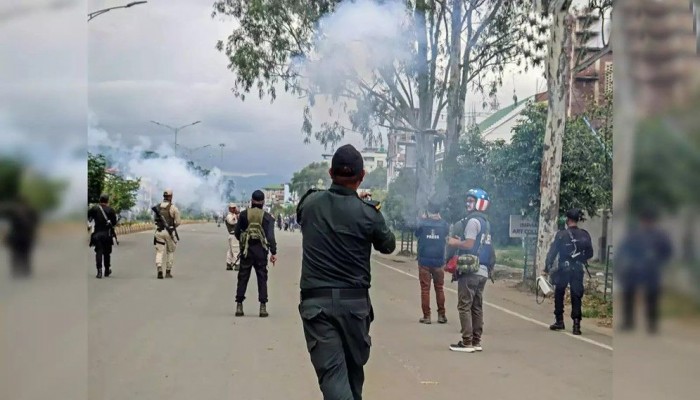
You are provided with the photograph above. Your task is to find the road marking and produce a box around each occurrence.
[373,258,613,352]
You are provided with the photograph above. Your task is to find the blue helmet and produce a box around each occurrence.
[466,188,490,211]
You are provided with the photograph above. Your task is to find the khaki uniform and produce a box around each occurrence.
[154,201,181,272]
[225,212,239,265]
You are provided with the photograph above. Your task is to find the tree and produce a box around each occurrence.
[362,166,387,190]
[88,152,107,204]
[212,0,532,218]
[289,161,332,196]
[533,0,574,277]
[383,168,418,229]
[102,172,141,214]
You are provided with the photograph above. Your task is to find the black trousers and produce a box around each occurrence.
[92,232,112,271]
[299,290,373,400]
[620,271,661,331]
[235,246,268,303]
[553,263,585,320]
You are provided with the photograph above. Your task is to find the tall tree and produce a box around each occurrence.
[103,173,141,214]
[289,161,332,196]
[212,0,530,217]
[88,152,107,205]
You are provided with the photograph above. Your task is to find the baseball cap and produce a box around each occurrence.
[331,144,364,177]
[251,190,265,202]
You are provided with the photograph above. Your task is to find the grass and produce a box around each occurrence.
[496,245,526,269]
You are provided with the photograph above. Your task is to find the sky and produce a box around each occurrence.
[1,0,546,186]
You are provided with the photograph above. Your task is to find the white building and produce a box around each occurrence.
[321,148,387,173]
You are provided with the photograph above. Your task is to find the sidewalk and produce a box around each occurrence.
[374,252,614,339]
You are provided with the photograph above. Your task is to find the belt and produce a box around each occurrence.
[300,288,368,301]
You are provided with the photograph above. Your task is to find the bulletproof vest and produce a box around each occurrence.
[159,203,174,226]
[458,211,496,267]
[560,227,591,263]
[241,207,268,257]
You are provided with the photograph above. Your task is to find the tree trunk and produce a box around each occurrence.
[414,0,435,216]
[534,1,573,278]
[445,0,463,155]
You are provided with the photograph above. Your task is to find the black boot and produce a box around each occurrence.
[96,269,102,279]
[259,303,268,318]
[573,319,582,335]
[235,302,244,317]
[226,263,233,271]
[550,318,565,331]
[157,271,163,279]
[104,267,112,277]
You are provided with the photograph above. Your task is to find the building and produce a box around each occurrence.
[322,148,387,173]
[263,184,285,206]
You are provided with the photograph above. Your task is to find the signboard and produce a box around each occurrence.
[509,215,538,238]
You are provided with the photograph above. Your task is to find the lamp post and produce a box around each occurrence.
[219,143,225,164]
[150,120,201,157]
[88,1,147,22]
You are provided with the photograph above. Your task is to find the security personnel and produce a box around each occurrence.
[88,194,118,279]
[154,189,181,279]
[225,202,240,271]
[544,208,594,335]
[233,190,277,317]
[296,144,396,400]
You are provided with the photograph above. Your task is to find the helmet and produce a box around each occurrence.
[466,188,490,211]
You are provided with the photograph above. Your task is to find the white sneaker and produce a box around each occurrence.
[473,343,483,352]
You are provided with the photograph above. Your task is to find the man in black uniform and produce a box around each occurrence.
[233,190,277,317]
[88,194,118,279]
[544,208,594,335]
[296,144,396,400]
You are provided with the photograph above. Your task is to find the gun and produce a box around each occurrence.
[151,206,180,241]
[110,225,119,245]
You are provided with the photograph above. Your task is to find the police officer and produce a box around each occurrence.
[415,201,450,324]
[446,188,495,353]
[153,189,181,279]
[544,208,594,335]
[88,194,118,279]
[296,144,396,400]
[225,202,240,271]
[233,190,277,317]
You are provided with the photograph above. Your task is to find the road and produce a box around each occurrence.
[84,222,612,400]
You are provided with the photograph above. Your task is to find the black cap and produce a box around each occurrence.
[566,208,583,222]
[331,144,364,177]
[251,190,265,202]
[99,194,109,203]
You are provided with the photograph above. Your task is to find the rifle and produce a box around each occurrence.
[151,205,180,241]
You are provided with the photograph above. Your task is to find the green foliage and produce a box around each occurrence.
[102,173,141,214]
[88,152,107,204]
[289,161,331,196]
[383,169,418,229]
[0,157,66,212]
[362,166,387,190]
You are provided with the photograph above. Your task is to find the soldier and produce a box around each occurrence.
[225,202,240,271]
[296,144,396,400]
[544,208,594,335]
[88,194,118,279]
[233,190,277,317]
[153,189,181,279]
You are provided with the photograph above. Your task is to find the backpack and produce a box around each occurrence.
[240,207,268,258]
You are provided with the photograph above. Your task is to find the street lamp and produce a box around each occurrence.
[150,120,201,157]
[88,1,147,22]
[184,144,211,158]
[219,143,226,164]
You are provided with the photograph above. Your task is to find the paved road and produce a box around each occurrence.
[83,223,612,400]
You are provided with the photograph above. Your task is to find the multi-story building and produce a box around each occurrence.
[263,184,285,206]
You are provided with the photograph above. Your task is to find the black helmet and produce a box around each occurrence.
[565,208,584,222]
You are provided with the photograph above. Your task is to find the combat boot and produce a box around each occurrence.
[96,269,102,279]
[438,314,448,324]
[235,303,244,317]
[550,318,565,331]
[104,267,112,277]
[572,319,582,335]
[157,271,163,279]
[165,270,173,279]
[259,303,268,318]
[226,263,233,271]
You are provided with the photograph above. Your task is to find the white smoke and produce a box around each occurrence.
[293,0,413,95]
[88,112,233,216]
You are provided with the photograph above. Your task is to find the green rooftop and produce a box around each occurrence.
[477,96,534,132]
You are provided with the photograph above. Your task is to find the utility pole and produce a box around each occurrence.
[219,143,225,164]
[88,1,147,22]
[150,120,201,157]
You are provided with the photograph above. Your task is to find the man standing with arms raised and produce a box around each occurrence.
[296,144,396,400]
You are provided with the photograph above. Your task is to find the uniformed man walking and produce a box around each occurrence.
[296,144,396,400]
[88,194,118,279]
[225,202,240,271]
[233,190,277,317]
[153,189,181,279]
[544,208,594,335]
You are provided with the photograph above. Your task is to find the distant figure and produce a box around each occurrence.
[1,197,39,278]
[616,207,673,334]
[415,201,450,324]
[225,203,240,271]
[88,194,118,279]
[152,189,181,279]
